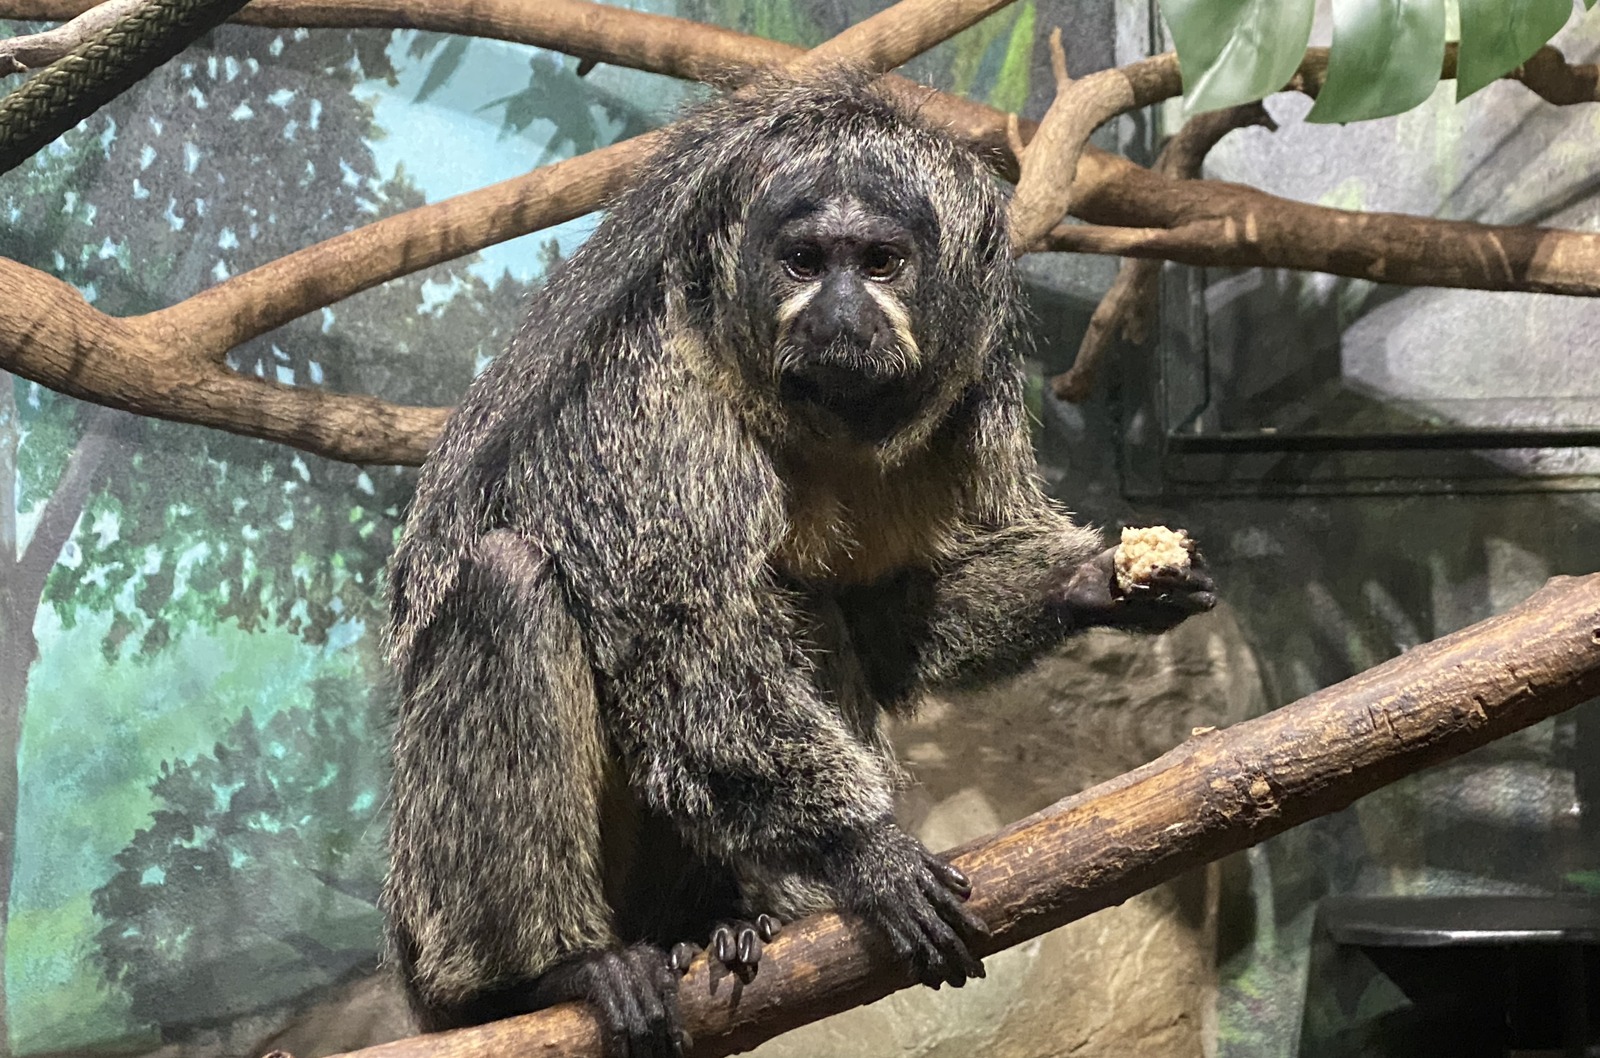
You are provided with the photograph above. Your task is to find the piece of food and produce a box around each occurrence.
[1114,525,1194,592]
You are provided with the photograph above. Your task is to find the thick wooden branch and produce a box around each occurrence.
[313,573,1600,1058]
[1042,193,1600,297]
[1008,34,1165,252]
[0,258,450,462]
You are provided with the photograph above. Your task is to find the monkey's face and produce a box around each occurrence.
[661,81,1018,458]
[739,176,942,446]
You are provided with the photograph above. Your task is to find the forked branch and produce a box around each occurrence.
[1051,103,1275,403]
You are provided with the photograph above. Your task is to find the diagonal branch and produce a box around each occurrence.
[1008,29,1144,253]
[312,573,1600,1058]
[0,0,141,75]
[0,0,259,175]
[15,404,134,603]
[0,0,1018,464]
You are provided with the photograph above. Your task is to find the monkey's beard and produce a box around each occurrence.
[773,337,931,448]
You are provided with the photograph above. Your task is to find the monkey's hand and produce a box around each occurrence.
[819,823,988,989]
[1052,543,1216,634]
[529,944,687,1058]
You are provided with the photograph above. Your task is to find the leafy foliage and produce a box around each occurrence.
[1455,0,1574,99]
[942,1,1036,114]
[481,51,655,160]
[1159,0,1315,115]
[90,677,385,1037]
[1159,0,1596,123]
[1306,0,1446,123]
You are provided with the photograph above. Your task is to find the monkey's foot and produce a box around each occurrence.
[824,825,989,990]
[531,944,687,1058]
[1054,543,1216,634]
[668,914,781,982]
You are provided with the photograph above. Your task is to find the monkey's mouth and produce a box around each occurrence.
[778,360,919,440]
[780,362,887,405]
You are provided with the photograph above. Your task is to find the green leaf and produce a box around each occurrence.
[1456,0,1572,100]
[1159,0,1317,112]
[413,36,469,105]
[1307,0,1447,123]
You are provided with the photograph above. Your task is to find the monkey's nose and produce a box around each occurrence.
[795,307,878,350]
[795,275,889,350]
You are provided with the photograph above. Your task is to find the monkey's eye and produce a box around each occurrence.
[782,244,826,282]
[862,245,905,282]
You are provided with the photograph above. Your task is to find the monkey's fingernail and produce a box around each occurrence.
[757,914,780,940]
[738,931,757,965]
[714,929,733,963]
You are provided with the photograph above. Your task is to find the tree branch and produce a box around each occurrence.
[4,2,1600,462]
[0,0,261,176]
[0,0,1015,464]
[1008,33,1169,252]
[1042,191,1600,297]
[0,0,141,76]
[0,259,451,463]
[1052,102,1275,403]
[306,573,1600,1058]
[15,404,132,603]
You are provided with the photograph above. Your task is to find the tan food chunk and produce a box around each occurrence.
[1114,525,1193,592]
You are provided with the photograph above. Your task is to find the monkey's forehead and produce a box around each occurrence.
[744,168,935,229]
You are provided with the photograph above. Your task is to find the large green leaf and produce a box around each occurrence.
[1456,0,1573,99]
[1159,0,1316,112]
[1307,0,1447,123]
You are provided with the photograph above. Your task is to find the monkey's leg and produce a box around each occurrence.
[386,530,685,1056]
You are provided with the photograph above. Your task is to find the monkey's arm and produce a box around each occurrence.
[844,508,1215,698]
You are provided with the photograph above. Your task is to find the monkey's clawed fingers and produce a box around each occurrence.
[667,942,700,975]
[533,945,688,1058]
[876,866,988,989]
[708,914,782,980]
[1057,545,1218,634]
[923,854,973,900]
[830,827,989,991]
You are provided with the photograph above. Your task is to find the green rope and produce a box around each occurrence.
[0,0,256,177]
